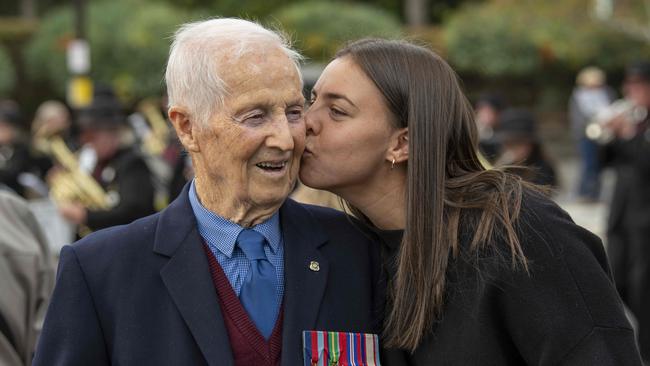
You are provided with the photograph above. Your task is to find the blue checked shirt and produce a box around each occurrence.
[188,180,285,313]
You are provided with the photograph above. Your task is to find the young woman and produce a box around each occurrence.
[300,39,643,365]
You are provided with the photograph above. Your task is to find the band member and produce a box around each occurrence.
[474,92,506,163]
[0,101,37,197]
[569,67,615,201]
[601,61,650,362]
[57,89,156,230]
[494,108,557,188]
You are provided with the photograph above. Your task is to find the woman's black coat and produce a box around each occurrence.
[375,190,642,365]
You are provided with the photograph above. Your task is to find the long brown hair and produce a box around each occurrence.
[336,39,531,352]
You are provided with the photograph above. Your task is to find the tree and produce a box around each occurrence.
[404,0,429,26]
[270,1,402,62]
[594,0,650,43]
[444,0,650,77]
[0,45,14,96]
[24,0,193,103]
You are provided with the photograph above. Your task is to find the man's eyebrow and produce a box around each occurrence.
[286,97,305,106]
[312,90,357,109]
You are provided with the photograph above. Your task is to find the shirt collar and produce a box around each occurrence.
[188,179,282,257]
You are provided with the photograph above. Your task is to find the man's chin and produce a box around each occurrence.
[250,187,292,207]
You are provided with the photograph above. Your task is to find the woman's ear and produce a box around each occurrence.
[387,127,409,164]
[168,106,200,153]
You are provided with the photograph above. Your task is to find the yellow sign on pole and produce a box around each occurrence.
[67,76,93,109]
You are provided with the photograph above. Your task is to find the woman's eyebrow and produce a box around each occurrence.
[313,90,358,109]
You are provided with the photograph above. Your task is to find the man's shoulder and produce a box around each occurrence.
[70,211,161,261]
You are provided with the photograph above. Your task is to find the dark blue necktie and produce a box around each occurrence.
[236,229,278,339]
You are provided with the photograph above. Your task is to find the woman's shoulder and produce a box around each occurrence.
[449,185,637,364]
[493,189,636,362]
[515,188,609,268]
[454,186,612,294]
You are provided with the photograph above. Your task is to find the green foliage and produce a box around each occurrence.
[445,0,650,77]
[0,45,14,95]
[23,7,71,88]
[150,0,298,19]
[24,0,193,102]
[445,4,539,76]
[270,1,402,61]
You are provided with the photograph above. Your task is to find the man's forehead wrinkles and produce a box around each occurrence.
[219,63,293,93]
[228,90,303,113]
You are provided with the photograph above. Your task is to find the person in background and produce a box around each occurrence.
[601,61,650,362]
[569,66,616,202]
[56,90,155,231]
[494,108,557,188]
[28,100,75,193]
[0,101,37,197]
[31,100,73,146]
[0,189,54,366]
[474,92,506,163]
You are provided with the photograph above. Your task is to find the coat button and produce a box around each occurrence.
[309,261,320,272]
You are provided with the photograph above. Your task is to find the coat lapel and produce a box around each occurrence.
[280,199,330,365]
[154,184,234,366]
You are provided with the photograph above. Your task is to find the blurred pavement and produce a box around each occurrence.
[542,118,613,246]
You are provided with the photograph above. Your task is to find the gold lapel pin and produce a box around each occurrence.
[309,261,320,272]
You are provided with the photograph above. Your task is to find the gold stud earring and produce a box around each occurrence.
[391,158,396,169]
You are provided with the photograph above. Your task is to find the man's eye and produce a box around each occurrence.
[244,113,265,123]
[287,108,303,122]
[248,113,264,120]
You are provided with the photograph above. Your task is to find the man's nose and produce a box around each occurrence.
[266,114,295,151]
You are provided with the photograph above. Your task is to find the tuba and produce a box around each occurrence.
[586,99,648,144]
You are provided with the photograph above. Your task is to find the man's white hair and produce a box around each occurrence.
[165,18,303,128]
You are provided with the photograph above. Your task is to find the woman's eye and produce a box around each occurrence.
[330,107,346,117]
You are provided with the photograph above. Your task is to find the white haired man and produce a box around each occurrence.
[33,19,381,366]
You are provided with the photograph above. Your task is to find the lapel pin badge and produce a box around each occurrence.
[309,261,320,272]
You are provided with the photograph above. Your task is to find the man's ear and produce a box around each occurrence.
[168,106,200,152]
[386,127,408,164]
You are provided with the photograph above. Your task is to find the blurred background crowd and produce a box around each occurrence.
[1,0,650,365]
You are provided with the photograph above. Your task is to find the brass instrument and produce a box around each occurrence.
[586,99,647,144]
[43,136,112,210]
[130,98,170,156]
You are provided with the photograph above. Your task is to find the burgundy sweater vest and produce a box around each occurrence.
[202,243,284,366]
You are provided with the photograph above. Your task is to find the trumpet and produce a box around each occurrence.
[586,99,647,144]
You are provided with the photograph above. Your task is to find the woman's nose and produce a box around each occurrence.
[305,108,321,136]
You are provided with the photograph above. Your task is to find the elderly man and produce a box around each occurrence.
[33,19,381,366]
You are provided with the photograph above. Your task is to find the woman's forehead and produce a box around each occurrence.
[316,57,384,108]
